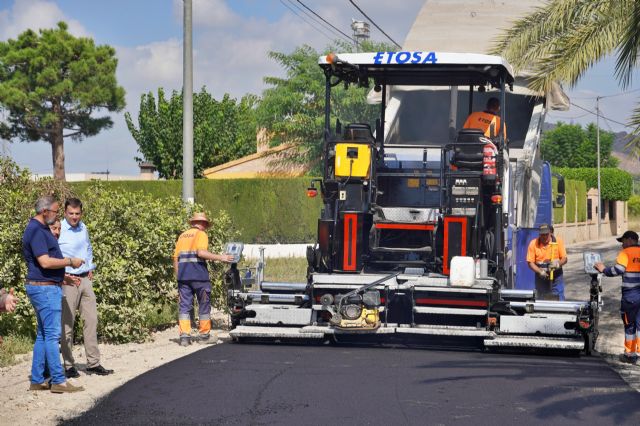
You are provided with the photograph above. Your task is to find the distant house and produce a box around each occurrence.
[203,130,309,179]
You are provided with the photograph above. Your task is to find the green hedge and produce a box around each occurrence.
[629,195,640,216]
[552,178,586,223]
[555,167,632,201]
[72,178,322,243]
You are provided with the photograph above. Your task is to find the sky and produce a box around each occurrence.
[0,0,639,176]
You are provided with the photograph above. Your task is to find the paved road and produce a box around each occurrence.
[70,342,639,426]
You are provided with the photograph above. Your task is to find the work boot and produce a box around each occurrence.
[180,336,191,347]
[86,365,114,376]
[65,366,80,378]
[197,333,210,344]
[28,382,50,391]
[618,354,638,364]
[50,382,85,393]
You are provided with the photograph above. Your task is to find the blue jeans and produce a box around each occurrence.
[26,284,65,385]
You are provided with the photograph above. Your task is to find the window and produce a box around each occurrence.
[587,199,592,221]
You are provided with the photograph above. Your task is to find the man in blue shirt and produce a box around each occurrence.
[22,195,84,393]
[59,198,113,378]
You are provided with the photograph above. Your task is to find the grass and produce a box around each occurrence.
[241,257,308,283]
[627,215,639,232]
[0,334,32,368]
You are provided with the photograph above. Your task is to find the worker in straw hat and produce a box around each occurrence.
[173,212,234,346]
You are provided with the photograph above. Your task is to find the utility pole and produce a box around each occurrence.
[182,0,194,204]
[596,96,601,239]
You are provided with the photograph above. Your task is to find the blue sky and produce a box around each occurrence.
[0,0,638,176]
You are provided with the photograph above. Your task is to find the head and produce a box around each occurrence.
[49,218,61,239]
[616,230,639,249]
[35,196,60,226]
[189,212,210,231]
[538,223,551,244]
[486,97,500,114]
[64,198,83,227]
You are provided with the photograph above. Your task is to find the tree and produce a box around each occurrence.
[125,87,257,179]
[257,40,394,172]
[542,122,619,168]
[0,22,125,180]
[492,0,640,155]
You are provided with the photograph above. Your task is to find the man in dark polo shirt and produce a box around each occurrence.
[22,195,85,393]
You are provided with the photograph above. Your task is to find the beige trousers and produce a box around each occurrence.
[61,277,101,369]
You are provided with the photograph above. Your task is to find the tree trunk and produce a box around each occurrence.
[51,98,66,181]
[51,131,65,181]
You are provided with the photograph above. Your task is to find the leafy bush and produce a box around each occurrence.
[629,195,640,216]
[555,167,632,201]
[0,158,233,343]
[72,178,322,243]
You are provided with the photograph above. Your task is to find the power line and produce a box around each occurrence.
[296,0,355,43]
[570,87,640,100]
[279,0,336,42]
[570,101,634,129]
[347,0,401,48]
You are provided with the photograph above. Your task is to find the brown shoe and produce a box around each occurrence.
[29,382,50,391]
[50,382,85,393]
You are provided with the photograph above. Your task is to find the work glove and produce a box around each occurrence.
[550,260,560,269]
[538,270,548,279]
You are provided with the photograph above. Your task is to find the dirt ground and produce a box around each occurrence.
[1,238,638,425]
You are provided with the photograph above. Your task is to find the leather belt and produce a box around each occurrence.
[26,281,61,286]
[68,272,89,278]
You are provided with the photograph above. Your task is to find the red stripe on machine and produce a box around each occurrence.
[343,214,358,271]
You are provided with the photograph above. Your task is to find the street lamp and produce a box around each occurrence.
[596,96,601,239]
[182,0,194,204]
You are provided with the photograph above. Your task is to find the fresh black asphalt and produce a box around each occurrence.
[69,342,640,425]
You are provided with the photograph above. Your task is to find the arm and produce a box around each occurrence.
[528,261,547,277]
[196,249,234,263]
[36,254,84,269]
[86,228,94,279]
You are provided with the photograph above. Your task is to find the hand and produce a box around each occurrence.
[220,254,236,263]
[538,270,548,279]
[88,271,94,280]
[550,260,560,269]
[594,262,605,273]
[64,274,81,286]
[69,258,85,268]
[1,288,17,313]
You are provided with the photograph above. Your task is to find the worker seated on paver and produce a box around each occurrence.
[462,97,507,140]
[526,223,568,301]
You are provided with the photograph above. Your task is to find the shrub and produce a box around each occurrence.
[0,158,234,343]
[555,167,632,201]
[629,195,640,216]
[72,178,322,243]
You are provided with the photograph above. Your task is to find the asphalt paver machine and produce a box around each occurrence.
[227,51,601,353]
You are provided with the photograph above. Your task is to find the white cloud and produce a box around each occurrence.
[0,0,88,40]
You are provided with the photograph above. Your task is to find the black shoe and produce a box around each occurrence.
[86,365,114,375]
[65,367,80,379]
[197,334,211,344]
[180,336,191,347]
[618,354,638,364]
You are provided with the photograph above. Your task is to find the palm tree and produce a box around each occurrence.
[491,0,640,156]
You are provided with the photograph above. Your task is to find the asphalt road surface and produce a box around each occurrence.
[70,342,640,426]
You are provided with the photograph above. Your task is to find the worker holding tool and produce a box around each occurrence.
[526,223,568,301]
[594,230,640,364]
[173,213,234,346]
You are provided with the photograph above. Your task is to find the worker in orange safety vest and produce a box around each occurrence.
[595,230,640,364]
[526,223,568,301]
[463,97,507,140]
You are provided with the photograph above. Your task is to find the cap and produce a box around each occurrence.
[616,230,639,242]
[538,223,551,235]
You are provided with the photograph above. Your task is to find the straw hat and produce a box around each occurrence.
[189,212,210,226]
